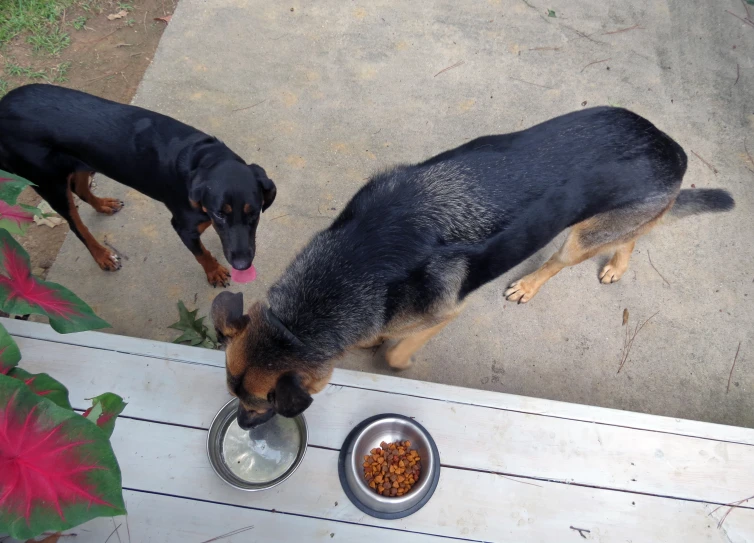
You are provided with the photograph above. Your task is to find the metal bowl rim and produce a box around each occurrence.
[206,397,308,491]
[348,416,435,505]
[338,413,441,519]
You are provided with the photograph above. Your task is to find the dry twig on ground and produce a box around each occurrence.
[434,61,465,77]
[618,311,660,373]
[690,150,718,174]
[581,58,611,72]
[726,341,742,394]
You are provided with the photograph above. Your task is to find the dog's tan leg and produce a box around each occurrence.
[71,171,124,215]
[355,336,386,349]
[65,175,121,271]
[599,240,635,284]
[195,221,230,287]
[505,220,600,304]
[385,312,460,370]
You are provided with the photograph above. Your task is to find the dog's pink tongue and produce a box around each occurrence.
[231,264,257,284]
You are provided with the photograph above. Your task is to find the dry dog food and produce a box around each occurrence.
[362,440,421,497]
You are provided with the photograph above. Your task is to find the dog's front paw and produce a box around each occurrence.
[207,264,231,288]
[96,198,125,215]
[504,278,539,304]
[95,249,121,271]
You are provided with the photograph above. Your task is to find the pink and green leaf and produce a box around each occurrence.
[6,368,72,410]
[0,323,21,375]
[0,201,39,235]
[82,393,126,438]
[0,376,126,540]
[0,230,110,333]
[0,169,34,206]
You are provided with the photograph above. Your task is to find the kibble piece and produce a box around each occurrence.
[362,439,423,497]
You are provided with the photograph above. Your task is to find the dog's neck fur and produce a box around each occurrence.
[266,230,386,364]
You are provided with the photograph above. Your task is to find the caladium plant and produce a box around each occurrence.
[0,229,109,334]
[0,168,126,539]
[82,393,127,438]
[0,168,109,333]
[0,376,126,539]
[0,171,39,237]
[0,322,21,375]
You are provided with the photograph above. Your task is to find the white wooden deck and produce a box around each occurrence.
[4,317,754,543]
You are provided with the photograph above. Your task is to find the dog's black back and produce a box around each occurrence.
[0,84,223,203]
[267,107,689,359]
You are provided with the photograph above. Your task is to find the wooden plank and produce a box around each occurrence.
[2,317,221,367]
[105,417,754,543]
[7,317,754,446]
[16,335,754,506]
[64,489,453,542]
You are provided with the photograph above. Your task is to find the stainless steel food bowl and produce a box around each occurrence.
[207,398,308,491]
[338,414,440,519]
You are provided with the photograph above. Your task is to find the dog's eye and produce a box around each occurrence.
[213,211,226,221]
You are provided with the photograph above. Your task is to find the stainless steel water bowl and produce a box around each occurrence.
[340,414,440,518]
[207,398,308,491]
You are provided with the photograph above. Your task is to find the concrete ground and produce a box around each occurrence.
[47,0,753,427]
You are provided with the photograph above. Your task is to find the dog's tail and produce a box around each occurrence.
[668,189,734,220]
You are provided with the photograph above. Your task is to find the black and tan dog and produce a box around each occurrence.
[0,84,276,287]
[212,107,734,428]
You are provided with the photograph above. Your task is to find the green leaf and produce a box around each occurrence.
[6,367,72,410]
[83,393,126,438]
[547,9,556,17]
[0,376,126,540]
[0,169,34,206]
[169,300,217,348]
[0,201,39,235]
[0,230,110,333]
[0,322,21,375]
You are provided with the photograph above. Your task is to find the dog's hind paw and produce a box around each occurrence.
[95,198,124,215]
[599,263,626,284]
[206,264,231,288]
[95,249,121,271]
[504,279,539,304]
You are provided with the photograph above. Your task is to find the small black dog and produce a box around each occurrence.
[213,106,734,428]
[0,84,276,286]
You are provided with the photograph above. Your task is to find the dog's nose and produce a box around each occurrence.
[230,255,252,271]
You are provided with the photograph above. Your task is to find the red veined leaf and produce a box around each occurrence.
[0,201,39,235]
[0,169,35,206]
[0,230,110,333]
[0,376,126,540]
[83,393,126,438]
[0,322,21,375]
[7,368,72,410]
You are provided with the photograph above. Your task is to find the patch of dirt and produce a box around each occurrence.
[3,0,176,278]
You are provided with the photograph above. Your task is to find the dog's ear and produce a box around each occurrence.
[188,175,208,209]
[249,164,276,212]
[269,373,312,417]
[211,292,249,341]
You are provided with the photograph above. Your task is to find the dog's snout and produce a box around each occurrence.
[236,403,275,430]
[230,254,252,271]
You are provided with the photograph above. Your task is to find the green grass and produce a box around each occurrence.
[0,78,8,98]
[72,15,87,29]
[5,61,47,79]
[5,60,71,83]
[0,0,78,53]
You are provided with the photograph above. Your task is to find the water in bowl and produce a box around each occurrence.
[222,415,301,483]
